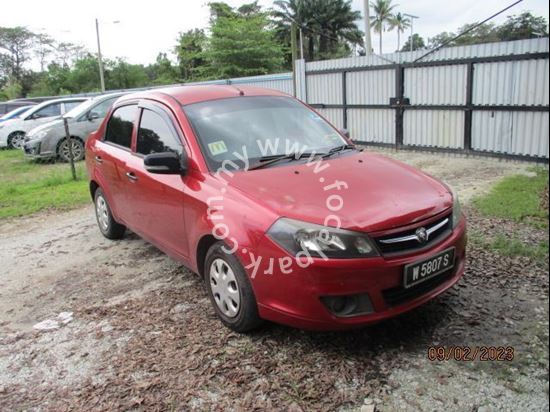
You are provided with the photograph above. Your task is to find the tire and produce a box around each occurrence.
[58,138,85,162]
[204,242,263,332]
[94,188,126,239]
[7,131,26,149]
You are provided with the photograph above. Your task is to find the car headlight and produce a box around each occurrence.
[267,218,379,259]
[451,187,462,228]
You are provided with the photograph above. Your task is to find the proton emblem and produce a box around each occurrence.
[415,227,428,243]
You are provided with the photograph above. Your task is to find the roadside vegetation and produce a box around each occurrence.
[473,167,549,229]
[471,168,549,264]
[1,2,548,100]
[0,150,88,219]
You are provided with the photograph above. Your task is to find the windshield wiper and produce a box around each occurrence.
[321,144,358,159]
[249,152,323,170]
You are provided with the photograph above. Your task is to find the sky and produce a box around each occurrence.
[1,0,549,68]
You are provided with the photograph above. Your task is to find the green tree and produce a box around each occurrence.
[388,12,410,52]
[401,33,425,51]
[0,26,35,82]
[34,33,55,72]
[370,0,396,54]
[175,29,207,81]
[495,12,548,41]
[273,0,363,63]
[146,53,179,85]
[201,3,284,78]
[1,78,23,99]
[427,31,455,49]
[427,13,548,49]
[108,58,149,89]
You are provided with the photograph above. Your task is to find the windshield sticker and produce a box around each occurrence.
[208,140,228,156]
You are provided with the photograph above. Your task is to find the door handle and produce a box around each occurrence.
[126,171,138,181]
[94,155,103,164]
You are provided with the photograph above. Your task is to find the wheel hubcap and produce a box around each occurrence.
[11,133,25,148]
[95,195,109,231]
[209,258,240,318]
[61,140,82,160]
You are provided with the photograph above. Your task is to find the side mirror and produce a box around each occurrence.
[144,151,187,175]
[88,111,100,121]
[339,128,350,139]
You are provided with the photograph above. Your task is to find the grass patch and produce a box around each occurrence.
[473,168,549,229]
[470,232,549,265]
[0,150,89,219]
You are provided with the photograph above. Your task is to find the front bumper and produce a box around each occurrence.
[22,140,55,159]
[245,217,467,330]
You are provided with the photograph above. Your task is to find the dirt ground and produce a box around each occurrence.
[0,149,548,411]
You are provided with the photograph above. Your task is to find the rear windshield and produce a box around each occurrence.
[183,96,346,171]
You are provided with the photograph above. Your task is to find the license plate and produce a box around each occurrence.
[403,247,455,289]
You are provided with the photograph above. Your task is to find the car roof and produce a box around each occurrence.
[30,97,89,111]
[116,85,289,106]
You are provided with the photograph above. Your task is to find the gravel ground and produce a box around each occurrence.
[0,150,548,411]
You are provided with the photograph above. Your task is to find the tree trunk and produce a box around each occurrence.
[379,30,383,54]
[397,30,400,52]
[308,35,315,61]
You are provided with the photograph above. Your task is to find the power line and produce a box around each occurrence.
[414,0,524,63]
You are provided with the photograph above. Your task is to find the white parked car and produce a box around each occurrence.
[0,97,88,149]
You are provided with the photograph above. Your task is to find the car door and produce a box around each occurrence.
[93,104,138,225]
[123,102,189,260]
[23,102,62,131]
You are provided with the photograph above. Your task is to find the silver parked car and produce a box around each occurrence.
[0,97,88,149]
[23,93,125,162]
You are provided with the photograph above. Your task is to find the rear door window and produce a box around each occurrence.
[104,105,137,149]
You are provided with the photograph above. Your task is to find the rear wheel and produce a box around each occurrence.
[7,131,26,149]
[94,188,126,239]
[204,242,262,332]
[58,138,85,162]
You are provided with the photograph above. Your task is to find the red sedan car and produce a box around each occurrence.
[86,85,466,332]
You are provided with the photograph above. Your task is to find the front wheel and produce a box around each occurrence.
[94,188,126,239]
[58,138,85,162]
[7,131,26,149]
[204,242,263,332]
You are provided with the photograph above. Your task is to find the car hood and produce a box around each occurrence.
[224,151,452,233]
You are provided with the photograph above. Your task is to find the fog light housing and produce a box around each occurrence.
[321,294,374,317]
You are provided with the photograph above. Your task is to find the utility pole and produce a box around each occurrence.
[291,22,297,97]
[363,0,373,54]
[95,18,105,92]
[404,13,419,52]
[299,27,304,60]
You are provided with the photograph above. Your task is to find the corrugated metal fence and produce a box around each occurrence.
[299,38,549,161]
[189,38,549,161]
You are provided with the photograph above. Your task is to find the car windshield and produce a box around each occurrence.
[64,99,97,118]
[0,106,32,120]
[183,96,347,171]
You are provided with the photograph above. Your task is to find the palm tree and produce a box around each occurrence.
[273,0,363,62]
[389,12,411,52]
[370,0,397,54]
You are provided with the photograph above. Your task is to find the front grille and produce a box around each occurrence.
[382,266,454,307]
[374,213,452,256]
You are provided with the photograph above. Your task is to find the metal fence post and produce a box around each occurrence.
[342,71,347,130]
[395,65,405,148]
[63,117,77,181]
[464,62,474,152]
